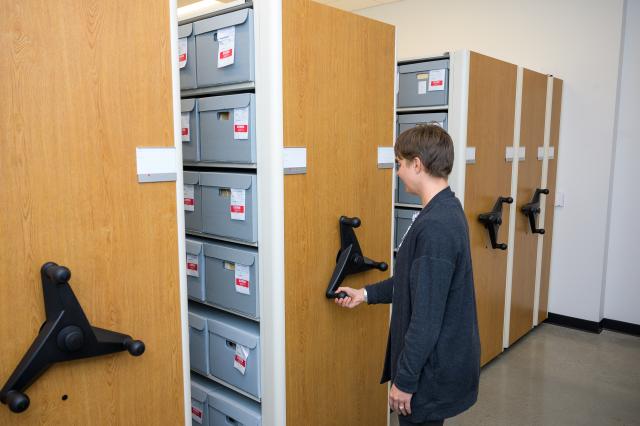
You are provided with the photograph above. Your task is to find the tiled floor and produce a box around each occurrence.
[391,324,640,426]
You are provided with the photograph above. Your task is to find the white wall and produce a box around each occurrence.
[357,0,626,322]
[603,0,640,325]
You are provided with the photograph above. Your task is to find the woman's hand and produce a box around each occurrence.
[389,383,413,416]
[333,287,365,308]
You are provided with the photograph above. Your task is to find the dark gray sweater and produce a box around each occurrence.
[366,187,480,422]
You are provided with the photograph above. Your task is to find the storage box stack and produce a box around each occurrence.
[394,58,450,250]
[179,5,262,424]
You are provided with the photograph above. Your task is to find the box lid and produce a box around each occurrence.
[203,242,256,266]
[398,59,449,75]
[181,98,196,113]
[199,172,254,191]
[184,171,200,185]
[198,93,252,112]
[186,239,204,255]
[207,388,260,426]
[178,22,193,38]
[193,9,250,36]
[208,314,258,349]
[188,312,207,331]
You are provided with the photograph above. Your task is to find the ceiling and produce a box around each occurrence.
[314,0,401,11]
[177,0,402,12]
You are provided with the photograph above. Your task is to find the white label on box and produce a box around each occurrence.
[184,184,195,211]
[186,254,199,278]
[418,80,427,95]
[181,112,190,142]
[428,69,446,91]
[230,188,246,221]
[234,344,249,375]
[233,107,249,140]
[178,38,188,69]
[217,26,235,68]
[191,405,203,424]
[235,264,250,295]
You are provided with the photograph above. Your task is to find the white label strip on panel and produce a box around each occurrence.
[537,146,555,161]
[505,146,516,162]
[136,147,177,183]
[283,147,307,175]
[533,76,555,327]
[503,65,524,349]
[465,147,476,164]
[518,147,526,161]
[377,146,394,169]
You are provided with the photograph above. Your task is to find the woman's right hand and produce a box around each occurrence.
[334,287,365,308]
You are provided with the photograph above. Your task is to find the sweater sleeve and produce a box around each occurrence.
[365,277,394,304]
[393,255,454,393]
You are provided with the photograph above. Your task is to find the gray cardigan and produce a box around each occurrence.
[366,187,480,422]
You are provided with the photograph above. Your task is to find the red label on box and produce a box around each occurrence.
[182,127,189,136]
[192,407,202,419]
[179,53,187,62]
[187,262,198,272]
[219,49,233,59]
[230,205,245,213]
[234,355,246,368]
[234,124,248,133]
[430,80,443,87]
[184,198,194,206]
[235,278,249,288]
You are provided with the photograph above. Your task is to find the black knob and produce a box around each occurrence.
[538,229,546,235]
[377,262,388,272]
[5,391,29,413]
[336,291,348,299]
[340,216,361,228]
[498,243,508,250]
[43,263,71,284]
[57,326,84,352]
[124,338,145,356]
[504,197,514,204]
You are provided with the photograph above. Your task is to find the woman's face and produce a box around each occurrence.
[396,156,419,195]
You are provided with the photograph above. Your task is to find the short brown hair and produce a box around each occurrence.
[394,124,454,178]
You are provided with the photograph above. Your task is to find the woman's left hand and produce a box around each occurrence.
[389,383,413,416]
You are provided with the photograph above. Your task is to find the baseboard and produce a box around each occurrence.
[545,313,602,333]
[546,313,640,336]
[601,318,640,337]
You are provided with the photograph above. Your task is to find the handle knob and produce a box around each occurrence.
[42,263,71,284]
[5,391,29,413]
[124,338,145,356]
[339,216,361,228]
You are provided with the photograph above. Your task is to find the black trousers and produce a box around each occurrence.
[398,417,444,426]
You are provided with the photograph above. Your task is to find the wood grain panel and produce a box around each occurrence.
[283,1,395,424]
[465,52,517,366]
[0,1,184,424]
[509,69,547,345]
[538,78,563,323]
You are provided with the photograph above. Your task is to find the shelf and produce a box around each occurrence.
[178,1,253,26]
[395,203,422,210]
[186,230,258,248]
[184,162,257,170]
[397,54,450,65]
[188,297,260,324]
[181,81,255,99]
[191,370,261,404]
[396,105,449,113]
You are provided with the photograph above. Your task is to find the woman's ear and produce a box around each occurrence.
[413,157,422,173]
